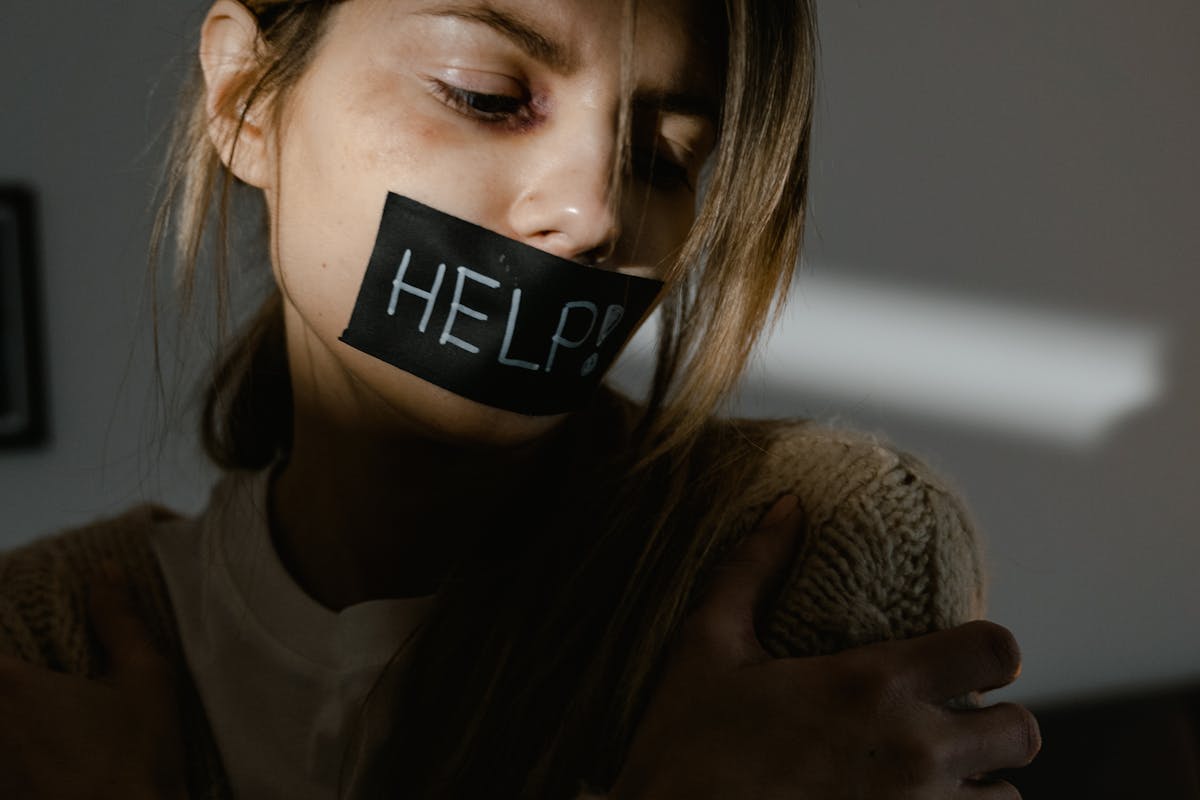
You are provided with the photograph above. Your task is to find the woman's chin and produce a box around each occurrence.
[341,351,571,449]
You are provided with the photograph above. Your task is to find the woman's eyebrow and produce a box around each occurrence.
[417,3,577,73]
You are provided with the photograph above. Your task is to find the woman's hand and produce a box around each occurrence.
[610,496,1041,800]
[0,565,187,800]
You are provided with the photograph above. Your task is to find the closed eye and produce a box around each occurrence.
[431,80,695,191]
[430,80,530,124]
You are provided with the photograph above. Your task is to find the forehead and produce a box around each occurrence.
[357,0,721,90]
[631,0,723,92]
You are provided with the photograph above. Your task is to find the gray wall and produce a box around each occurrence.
[0,1,216,534]
[1,1,1197,707]
[787,0,1200,706]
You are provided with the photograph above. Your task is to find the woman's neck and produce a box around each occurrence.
[269,403,572,611]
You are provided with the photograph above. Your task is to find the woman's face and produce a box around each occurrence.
[249,0,718,446]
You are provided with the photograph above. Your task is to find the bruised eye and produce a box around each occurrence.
[431,80,529,123]
[629,146,694,192]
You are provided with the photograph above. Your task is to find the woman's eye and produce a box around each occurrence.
[433,81,527,123]
[630,146,693,192]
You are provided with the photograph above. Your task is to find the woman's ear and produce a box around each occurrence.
[200,0,273,188]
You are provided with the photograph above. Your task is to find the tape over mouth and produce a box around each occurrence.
[339,193,663,415]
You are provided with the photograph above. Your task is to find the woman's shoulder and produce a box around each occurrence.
[714,416,987,657]
[730,417,970,517]
[0,504,181,672]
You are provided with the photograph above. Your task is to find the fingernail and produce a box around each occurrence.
[760,493,800,527]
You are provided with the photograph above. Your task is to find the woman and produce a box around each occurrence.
[0,0,1039,797]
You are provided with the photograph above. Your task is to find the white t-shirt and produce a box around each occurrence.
[151,470,434,799]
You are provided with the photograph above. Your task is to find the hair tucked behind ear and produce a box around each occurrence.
[155,0,814,473]
[152,0,817,796]
[151,0,342,468]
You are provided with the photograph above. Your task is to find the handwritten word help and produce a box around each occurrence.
[386,249,627,377]
[340,193,662,415]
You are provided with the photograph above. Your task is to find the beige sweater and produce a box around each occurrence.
[0,422,985,798]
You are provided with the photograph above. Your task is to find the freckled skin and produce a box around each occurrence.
[197,0,723,609]
[262,0,717,447]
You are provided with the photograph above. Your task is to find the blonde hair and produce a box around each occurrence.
[154,0,817,795]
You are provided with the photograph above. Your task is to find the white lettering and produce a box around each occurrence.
[387,249,445,334]
[498,288,540,370]
[440,266,500,354]
[545,301,598,373]
[598,304,624,346]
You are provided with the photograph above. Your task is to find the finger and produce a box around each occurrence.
[687,494,805,663]
[947,701,1042,778]
[88,561,168,685]
[896,620,1024,703]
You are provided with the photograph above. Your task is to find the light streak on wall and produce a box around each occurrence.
[611,274,1166,448]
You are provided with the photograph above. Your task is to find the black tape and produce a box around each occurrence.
[339,193,663,416]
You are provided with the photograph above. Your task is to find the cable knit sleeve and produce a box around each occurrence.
[733,423,987,659]
[0,573,46,665]
[0,507,233,799]
[0,506,177,674]
[0,528,94,671]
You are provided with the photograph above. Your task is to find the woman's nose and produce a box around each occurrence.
[506,128,621,267]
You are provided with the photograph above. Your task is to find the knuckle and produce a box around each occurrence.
[848,658,907,710]
[832,660,920,741]
[891,733,941,787]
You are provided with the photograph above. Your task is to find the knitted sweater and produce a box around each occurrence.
[0,421,985,798]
